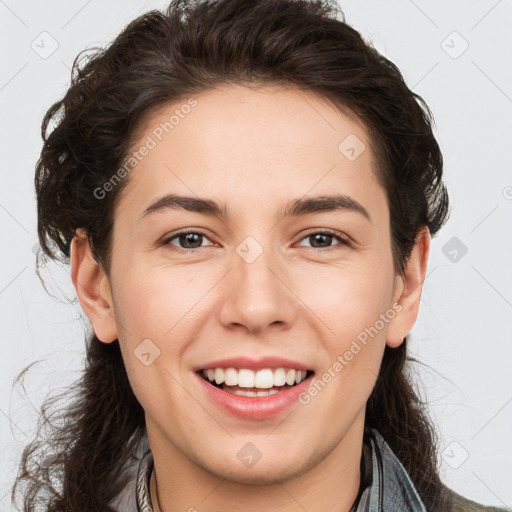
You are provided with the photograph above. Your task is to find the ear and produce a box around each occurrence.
[386,225,431,348]
[70,228,118,343]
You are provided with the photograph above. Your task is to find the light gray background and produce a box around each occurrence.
[1,0,511,510]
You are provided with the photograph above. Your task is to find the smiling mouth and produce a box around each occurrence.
[198,367,315,397]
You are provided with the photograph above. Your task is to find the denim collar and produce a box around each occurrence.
[352,427,427,512]
[135,427,427,512]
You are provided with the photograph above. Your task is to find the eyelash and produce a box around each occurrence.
[162,229,350,253]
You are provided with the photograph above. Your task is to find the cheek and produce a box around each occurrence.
[295,258,394,338]
[303,285,390,428]
[111,271,187,407]
[113,261,208,340]
[112,262,215,398]
[295,257,394,404]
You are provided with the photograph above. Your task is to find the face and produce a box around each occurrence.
[75,83,422,485]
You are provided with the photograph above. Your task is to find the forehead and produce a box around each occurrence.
[115,83,386,225]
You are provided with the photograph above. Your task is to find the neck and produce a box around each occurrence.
[147,414,365,512]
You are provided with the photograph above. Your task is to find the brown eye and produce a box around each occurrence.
[164,231,212,250]
[296,230,349,251]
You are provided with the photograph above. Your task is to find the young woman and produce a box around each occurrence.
[12,0,507,511]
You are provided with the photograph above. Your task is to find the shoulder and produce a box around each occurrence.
[439,483,509,512]
[367,429,507,512]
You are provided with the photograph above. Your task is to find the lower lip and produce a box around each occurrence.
[195,372,313,420]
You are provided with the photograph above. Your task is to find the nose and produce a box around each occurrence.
[218,244,298,335]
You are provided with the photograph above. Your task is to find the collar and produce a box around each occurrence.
[135,427,427,512]
[354,428,427,512]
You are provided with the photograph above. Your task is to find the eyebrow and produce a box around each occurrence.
[139,193,371,223]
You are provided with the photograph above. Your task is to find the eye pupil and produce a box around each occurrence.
[311,233,332,247]
[180,233,202,248]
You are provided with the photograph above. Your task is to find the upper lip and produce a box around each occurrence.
[195,356,313,372]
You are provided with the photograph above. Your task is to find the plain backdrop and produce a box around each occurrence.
[0,0,511,510]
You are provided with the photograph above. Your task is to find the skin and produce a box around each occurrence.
[70,83,430,512]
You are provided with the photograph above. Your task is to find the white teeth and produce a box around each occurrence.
[285,369,296,386]
[214,368,224,385]
[232,388,282,397]
[295,370,307,385]
[202,367,310,388]
[233,389,258,397]
[273,368,286,386]
[224,368,238,386]
[254,369,274,388]
[238,369,255,388]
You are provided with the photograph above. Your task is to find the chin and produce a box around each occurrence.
[196,450,316,486]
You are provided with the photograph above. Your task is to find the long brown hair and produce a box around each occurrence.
[12,0,450,510]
